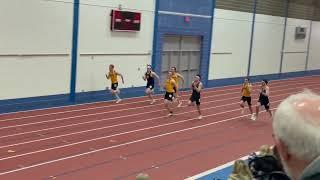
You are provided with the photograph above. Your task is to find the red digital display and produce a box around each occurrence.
[111,10,141,32]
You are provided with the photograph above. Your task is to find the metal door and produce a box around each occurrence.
[161,35,201,89]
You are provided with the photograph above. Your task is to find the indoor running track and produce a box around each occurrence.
[0,76,319,180]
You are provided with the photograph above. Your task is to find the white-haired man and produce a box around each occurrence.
[273,90,320,180]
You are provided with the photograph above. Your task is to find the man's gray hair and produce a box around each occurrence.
[273,90,320,160]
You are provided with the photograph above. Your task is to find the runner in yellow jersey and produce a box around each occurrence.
[106,64,124,103]
[240,78,254,119]
[164,71,177,117]
[171,67,185,107]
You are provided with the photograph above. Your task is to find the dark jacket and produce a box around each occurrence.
[301,156,320,180]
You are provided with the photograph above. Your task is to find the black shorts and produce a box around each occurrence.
[164,92,174,101]
[146,83,154,90]
[259,96,270,110]
[190,94,201,105]
[111,83,118,90]
[241,96,252,106]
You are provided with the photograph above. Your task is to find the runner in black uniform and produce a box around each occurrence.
[252,80,273,121]
[188,74,203,120]
[143,65,160,104]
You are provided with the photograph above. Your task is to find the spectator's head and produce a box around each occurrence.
[136,173,150,180]
[232,160,253,179]
[273,90,320,180]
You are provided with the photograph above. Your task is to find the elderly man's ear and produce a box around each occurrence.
[274,137,291,161]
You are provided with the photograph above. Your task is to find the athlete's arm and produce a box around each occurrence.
[171,80,177,90]
[152,72,161,87]
[263,86,270,96]
[142,73,147,81]
[116,72,124,84]
[248,84,252,93]
[177,73,185,87]
[195,82,203,93]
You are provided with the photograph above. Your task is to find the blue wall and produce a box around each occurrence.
[153,0,215,86]
[159,0,213,15]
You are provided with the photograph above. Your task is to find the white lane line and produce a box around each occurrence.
[0,107,279,176]
[0,81,316,131]
[0,91,305,162]
[2,85,320,149]
[1,84,318,140]
[0,76,317,121]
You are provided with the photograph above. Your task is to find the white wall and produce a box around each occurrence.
[0,0,73,100]
[77,55,150,91]
[250,14,285,75]
[209,9,252,80]
[307,21,320,70]
[282,18,311,73]
[77,0,155,92]
[0,57,71,100]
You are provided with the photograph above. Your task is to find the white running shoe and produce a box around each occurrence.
[251,114,256,121]
[116,99,122,104]
[198,115,203,120]
[177,102,182,108]
[150,99,156,105]
[167,113,173,117]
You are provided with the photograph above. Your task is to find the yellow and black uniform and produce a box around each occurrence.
[164,78,176,101]
[108,70,118,90]
[172,73,179,93]
[241,83,252,105]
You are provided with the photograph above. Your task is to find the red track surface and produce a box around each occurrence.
[0,76,319,180]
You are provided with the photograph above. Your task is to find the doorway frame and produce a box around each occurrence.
[152,31,211,90]
[160,34,203,89]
